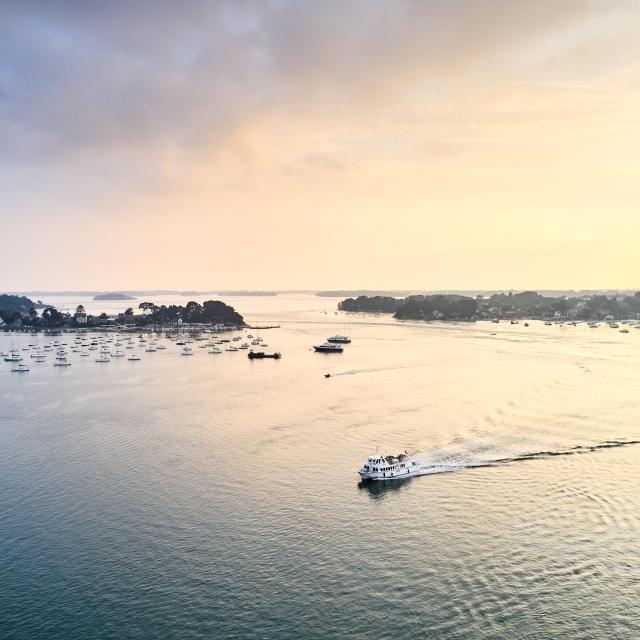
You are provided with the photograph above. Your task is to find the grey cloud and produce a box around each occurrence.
[0,0,635,161]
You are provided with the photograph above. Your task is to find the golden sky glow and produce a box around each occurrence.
[2,1,640,290]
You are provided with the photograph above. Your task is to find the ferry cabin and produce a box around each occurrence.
[359,453,418,480]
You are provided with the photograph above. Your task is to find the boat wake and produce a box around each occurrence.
[414,438,640,476]
[327,362,431,377]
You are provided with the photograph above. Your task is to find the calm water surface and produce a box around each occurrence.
[1,295,639,639]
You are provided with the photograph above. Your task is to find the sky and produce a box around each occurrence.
[2,0,640,291]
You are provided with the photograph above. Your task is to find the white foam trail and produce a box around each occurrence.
[412,438,640,477]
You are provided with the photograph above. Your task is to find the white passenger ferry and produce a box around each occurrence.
[358,451,423,481]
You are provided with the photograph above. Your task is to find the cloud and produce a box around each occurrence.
[2,0,637,165]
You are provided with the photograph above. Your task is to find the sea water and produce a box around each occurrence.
[1,295,639,639]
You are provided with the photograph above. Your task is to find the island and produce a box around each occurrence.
[93,292,137,301]
[0,295,244,330]
[338,291,640,322]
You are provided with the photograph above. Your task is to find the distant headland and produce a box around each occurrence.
[93,292,137,301]
[17,289,278,298]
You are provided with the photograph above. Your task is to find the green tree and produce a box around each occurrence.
[42,307,64,326]
[139,301,157,315]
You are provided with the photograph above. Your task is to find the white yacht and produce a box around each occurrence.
[358,451,423,481]
[327,335,351,344]
[181,346,193,356]
[128,353,141,361]
[4,352,23,362]
[12,363,30,372]
[54,357,71,367]
[95,354,111,363]
[314,342,343,353]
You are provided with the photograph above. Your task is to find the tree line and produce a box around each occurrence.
[338,294,477,319]
[338,291,640,321]
[0,298,244,328]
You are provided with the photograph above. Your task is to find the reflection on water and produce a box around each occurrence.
[357,476,414,498]
[1,294,639,639]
